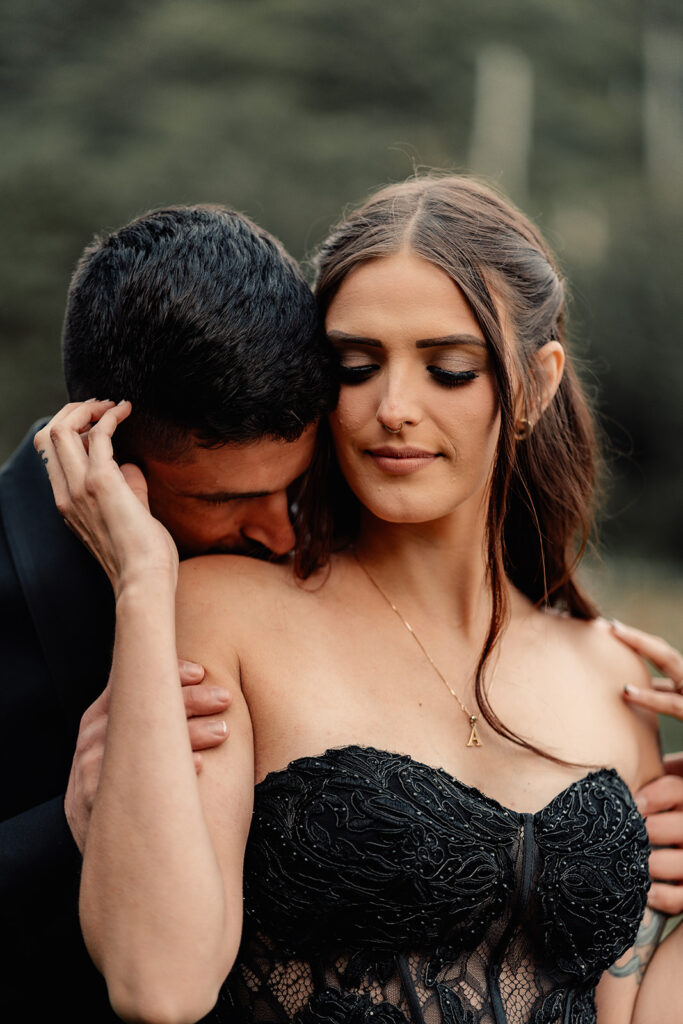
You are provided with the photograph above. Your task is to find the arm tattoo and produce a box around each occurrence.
[608,907,667,984]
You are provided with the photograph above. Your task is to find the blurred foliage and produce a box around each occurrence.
[1,0,681,562]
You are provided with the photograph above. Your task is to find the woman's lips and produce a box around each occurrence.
[366,446,439,475]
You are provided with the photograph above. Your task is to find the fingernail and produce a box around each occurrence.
[211,687,231,704]
[610,619,627,634]
[623,684,640,696]
[210,720,228,737]
[635,793,648,813]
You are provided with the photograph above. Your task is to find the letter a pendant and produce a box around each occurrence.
[466,715,482,747]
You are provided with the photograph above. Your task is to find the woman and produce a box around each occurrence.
[38,175,680,1024]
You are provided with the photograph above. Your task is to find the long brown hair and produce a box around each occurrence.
[295,174,600,758]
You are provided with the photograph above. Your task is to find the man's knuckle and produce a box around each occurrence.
[82,748,103,772]
[48,424,66,445]
[84,469,108,496]
[54,496,72,517]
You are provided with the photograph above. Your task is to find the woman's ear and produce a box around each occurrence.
[535,340,565,413]
[513,341,565,439]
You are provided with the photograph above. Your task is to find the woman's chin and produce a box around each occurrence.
[361,501,453,527]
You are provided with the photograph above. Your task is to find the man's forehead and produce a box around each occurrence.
[144,428,315,495]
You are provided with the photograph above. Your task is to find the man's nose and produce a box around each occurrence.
[241,491,296,556]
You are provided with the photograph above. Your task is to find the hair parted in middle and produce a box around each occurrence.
[295,173,600,760]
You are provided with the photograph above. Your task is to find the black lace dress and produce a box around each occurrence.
[209,745,650,1024]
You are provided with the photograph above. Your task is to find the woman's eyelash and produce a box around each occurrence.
[337,364,378,383]
[337,364,479,387]
[428,367,478,387]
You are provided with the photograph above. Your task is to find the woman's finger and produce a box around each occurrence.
[86,400,132,468]
[622,684,683,719]
[55,403,132,523]
[34,399,116,469]
[35,399,116,454]
[34,401,115,512]
[610,620,683,685]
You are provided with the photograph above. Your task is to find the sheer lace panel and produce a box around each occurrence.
[208,746,649,1024]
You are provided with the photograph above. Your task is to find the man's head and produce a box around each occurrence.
[61,205,333,556]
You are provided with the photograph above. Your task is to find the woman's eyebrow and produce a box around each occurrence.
[415,334,487,349]
[326,330,382,348]
[325,330,486,349]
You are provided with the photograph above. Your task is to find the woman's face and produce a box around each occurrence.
[326,250,501,529]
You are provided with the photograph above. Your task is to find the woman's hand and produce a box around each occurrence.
[34,400,178,596]
[612,620,683,914]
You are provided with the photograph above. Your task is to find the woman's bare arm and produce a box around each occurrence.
[80,566,254,1024]
[35,402,255,1023]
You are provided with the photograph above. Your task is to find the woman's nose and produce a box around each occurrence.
[375,370,421,432]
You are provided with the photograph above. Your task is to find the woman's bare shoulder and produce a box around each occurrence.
[540,610,662,785]
[174,556,303,676]
[178,553,297,597]
[546,612,652,689]
[176,555,329,631]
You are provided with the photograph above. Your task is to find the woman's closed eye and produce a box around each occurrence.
[336,361,380,384]
[428,366,479,387]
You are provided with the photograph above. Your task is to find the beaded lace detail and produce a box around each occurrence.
[209,746,649,1024]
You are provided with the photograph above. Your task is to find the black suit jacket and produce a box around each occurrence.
[0,422,120,1019]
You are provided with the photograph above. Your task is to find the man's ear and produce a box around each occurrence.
[535,340,565,414]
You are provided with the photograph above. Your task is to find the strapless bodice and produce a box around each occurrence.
[209,745,649,1024]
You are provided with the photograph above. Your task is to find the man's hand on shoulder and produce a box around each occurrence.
[612,620,683,914]
[65,659,231,852]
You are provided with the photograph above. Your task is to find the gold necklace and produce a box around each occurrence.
[354,552,483,748]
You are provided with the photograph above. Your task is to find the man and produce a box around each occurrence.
[0,205,333,1019]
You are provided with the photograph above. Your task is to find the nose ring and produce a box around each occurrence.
[383,423,403,434]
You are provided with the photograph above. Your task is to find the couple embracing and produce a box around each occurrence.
[3,177,683,1023]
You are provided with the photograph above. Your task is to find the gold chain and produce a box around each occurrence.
[353,552,483,748]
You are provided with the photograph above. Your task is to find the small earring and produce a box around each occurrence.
[514,417,532,441]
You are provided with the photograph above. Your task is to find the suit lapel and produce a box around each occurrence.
[0,422,115,726]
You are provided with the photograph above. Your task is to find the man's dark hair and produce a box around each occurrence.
[62,205,334,461]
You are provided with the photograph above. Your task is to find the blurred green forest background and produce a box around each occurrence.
[1,0,681,742]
